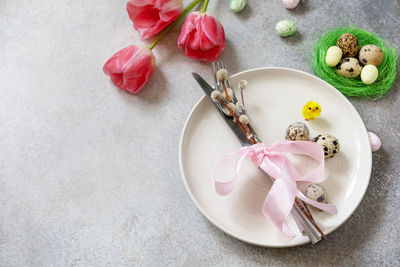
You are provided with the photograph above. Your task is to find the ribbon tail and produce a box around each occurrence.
[213,149,252,196]
[262,161,298,237]
[272,140,325,182]
[214,179,237,196]
[297,191,338,214]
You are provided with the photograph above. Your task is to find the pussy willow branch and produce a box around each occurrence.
[219,79,325,239]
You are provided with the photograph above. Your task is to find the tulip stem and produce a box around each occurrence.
[202,0,210,13]
[149,0,202,50]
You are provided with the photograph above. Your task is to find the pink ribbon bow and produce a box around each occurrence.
[213,140,337,237]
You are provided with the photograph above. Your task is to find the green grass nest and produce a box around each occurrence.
[312,27,398,99]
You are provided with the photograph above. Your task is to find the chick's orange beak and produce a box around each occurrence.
[312,108,316,112]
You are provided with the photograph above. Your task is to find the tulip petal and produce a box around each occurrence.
[159,0,183,21]
[128,0,153,7]
[199,32,215,51]
[178,12,226,62]
[201,14,219,44]
[103,45,156,94]
[178,14,197,48]
[132,7,160,28]
[127,0,183,39]
[202,14,225,47]
[109,73,124,89]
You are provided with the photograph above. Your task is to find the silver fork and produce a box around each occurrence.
[212,61,237,103]
[211,60,323,244]
[212,61,260,143]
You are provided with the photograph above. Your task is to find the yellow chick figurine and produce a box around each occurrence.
[302,101,321,121]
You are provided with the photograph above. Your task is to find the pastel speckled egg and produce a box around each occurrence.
[335,57,362,78]
[359,44,384,66]
[275,20,297,37]
[337,33,359,57]
[312,134,340,159]
[282,0,300,9]
[361,64,378,85]
[230,0,246,13]
[325,46,343,67]
[305,184,328,203]
[285,122,309,141]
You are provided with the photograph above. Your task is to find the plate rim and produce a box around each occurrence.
[179,67,372,247]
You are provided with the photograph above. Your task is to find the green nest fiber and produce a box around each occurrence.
[312,27,398,99]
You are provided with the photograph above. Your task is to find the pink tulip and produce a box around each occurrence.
[103,45,156,94]
[127,0,184,40]
[178,12,225,62]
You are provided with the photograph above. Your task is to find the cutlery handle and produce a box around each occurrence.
[193,72,324,244]
[260,168,321,244]
[292,204,321,244]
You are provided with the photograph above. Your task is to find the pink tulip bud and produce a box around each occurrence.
[127,0,183,40]
[103,45,156,94]
[178,12,225,62]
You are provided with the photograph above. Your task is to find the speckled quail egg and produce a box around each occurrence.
[337,33,359,57]
[312,134,340,159]
[285,122,310,141]
[325,46,343,67]
[361,64,379,85]
[359,44,384,66]
[335,57,362,78]
[305,184,328,203]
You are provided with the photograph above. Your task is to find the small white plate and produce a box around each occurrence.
[179,67,372,247]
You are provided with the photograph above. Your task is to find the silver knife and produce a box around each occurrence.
[192,72,322,244]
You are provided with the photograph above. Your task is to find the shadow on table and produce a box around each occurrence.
[213,0,253,22]
[219,39,241,76]
[289,1,313,16]
[279,31,303,46]
[265,148,389,264]
[120,66,168,105]
[233,3,252,22]
[204,147,390,265]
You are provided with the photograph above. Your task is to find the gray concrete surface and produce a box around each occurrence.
[1,0,399,266]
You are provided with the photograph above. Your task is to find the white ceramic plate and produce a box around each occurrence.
[179,67,372,247]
